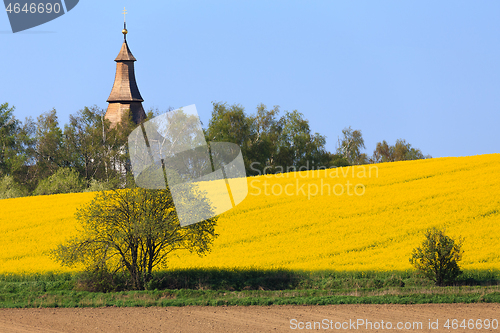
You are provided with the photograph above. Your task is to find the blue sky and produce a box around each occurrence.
[1,1,499,158]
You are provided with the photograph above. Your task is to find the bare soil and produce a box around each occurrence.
[0,304,498,332]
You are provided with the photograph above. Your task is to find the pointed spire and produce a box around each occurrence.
[105,12,146,127]
[115,7,135,61]
[114,41,137,62]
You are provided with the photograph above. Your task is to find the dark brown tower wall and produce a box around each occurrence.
[105,102,146,126]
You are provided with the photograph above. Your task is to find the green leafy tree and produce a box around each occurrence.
[63,106,106,181]
[63,106,137,187]
[0,103,34,181]
[372,140,392,163]
[13,117,37,191]
[0,103,20,177]
[325,152,350,168]
[52,187,218,290]
[373,139,427,163]
[206,102,330,175]
[410,227,464,286]
[205,102,250,147]
[34,109,64,181]
[393,139,425,161]
[275,110,328,170]
[245,104,280,175]
[337,126,366,165]
[205,102,254,172]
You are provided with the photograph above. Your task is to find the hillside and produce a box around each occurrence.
[0,154,499,274]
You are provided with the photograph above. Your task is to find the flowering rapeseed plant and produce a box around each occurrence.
[0,154,499,273]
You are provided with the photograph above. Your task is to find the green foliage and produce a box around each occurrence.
[245,104,280,175]
[34,168,84,195]
[206,102,329,176]
[63,106,135,185]
[0,103,21,177]
[336,126,367,165]
[75,267,127,292]
[34,109,64,180]
[274,110,328,170]
[0,103,138,194]
[1,270,500,307]
[206,102,250,147]
[0,103,34,183]
[373,139,427,163]
[0,175,27,199]
[84,179,118,192]
[52,188,218,291]
[410,228,464,286]
[0,101,434,196]
[328,153,351,168]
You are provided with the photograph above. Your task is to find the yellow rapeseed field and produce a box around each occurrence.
[0,154,499,274]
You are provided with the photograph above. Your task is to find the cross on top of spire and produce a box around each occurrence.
[122,7,128,39]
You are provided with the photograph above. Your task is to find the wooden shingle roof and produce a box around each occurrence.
[107,39,143,103]
[115,40,137,62]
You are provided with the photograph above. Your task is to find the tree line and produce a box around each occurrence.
[0,101,430,198]
[0,102,135,198]
[205,102,430,173]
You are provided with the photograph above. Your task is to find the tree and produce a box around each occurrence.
[274,110,328,170]
[205,102,329,175]
[372,140,392,163]
[410,227,463,286]
[63,106,105,182]
[337,126,366,165]
[372,139,426,163]
[205,102,256,174]
[52,187,218,290]
[34,109,64,181]
[245,104,280,175]
[205,102,250,148]
[0,103,34,181]
[325,152,350,168]
[63,106,137,187]
[0,103,20,177]
[13,117,36,191]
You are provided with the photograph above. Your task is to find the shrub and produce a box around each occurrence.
[84,178,117,192]
[34,168,84,195]
[75,268,126,292]
[0,175,27,199]
[410,227,463,286]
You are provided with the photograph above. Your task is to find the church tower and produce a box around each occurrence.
[105,16,146,127]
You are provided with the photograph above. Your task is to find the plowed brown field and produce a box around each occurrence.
[0,304,499,332]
